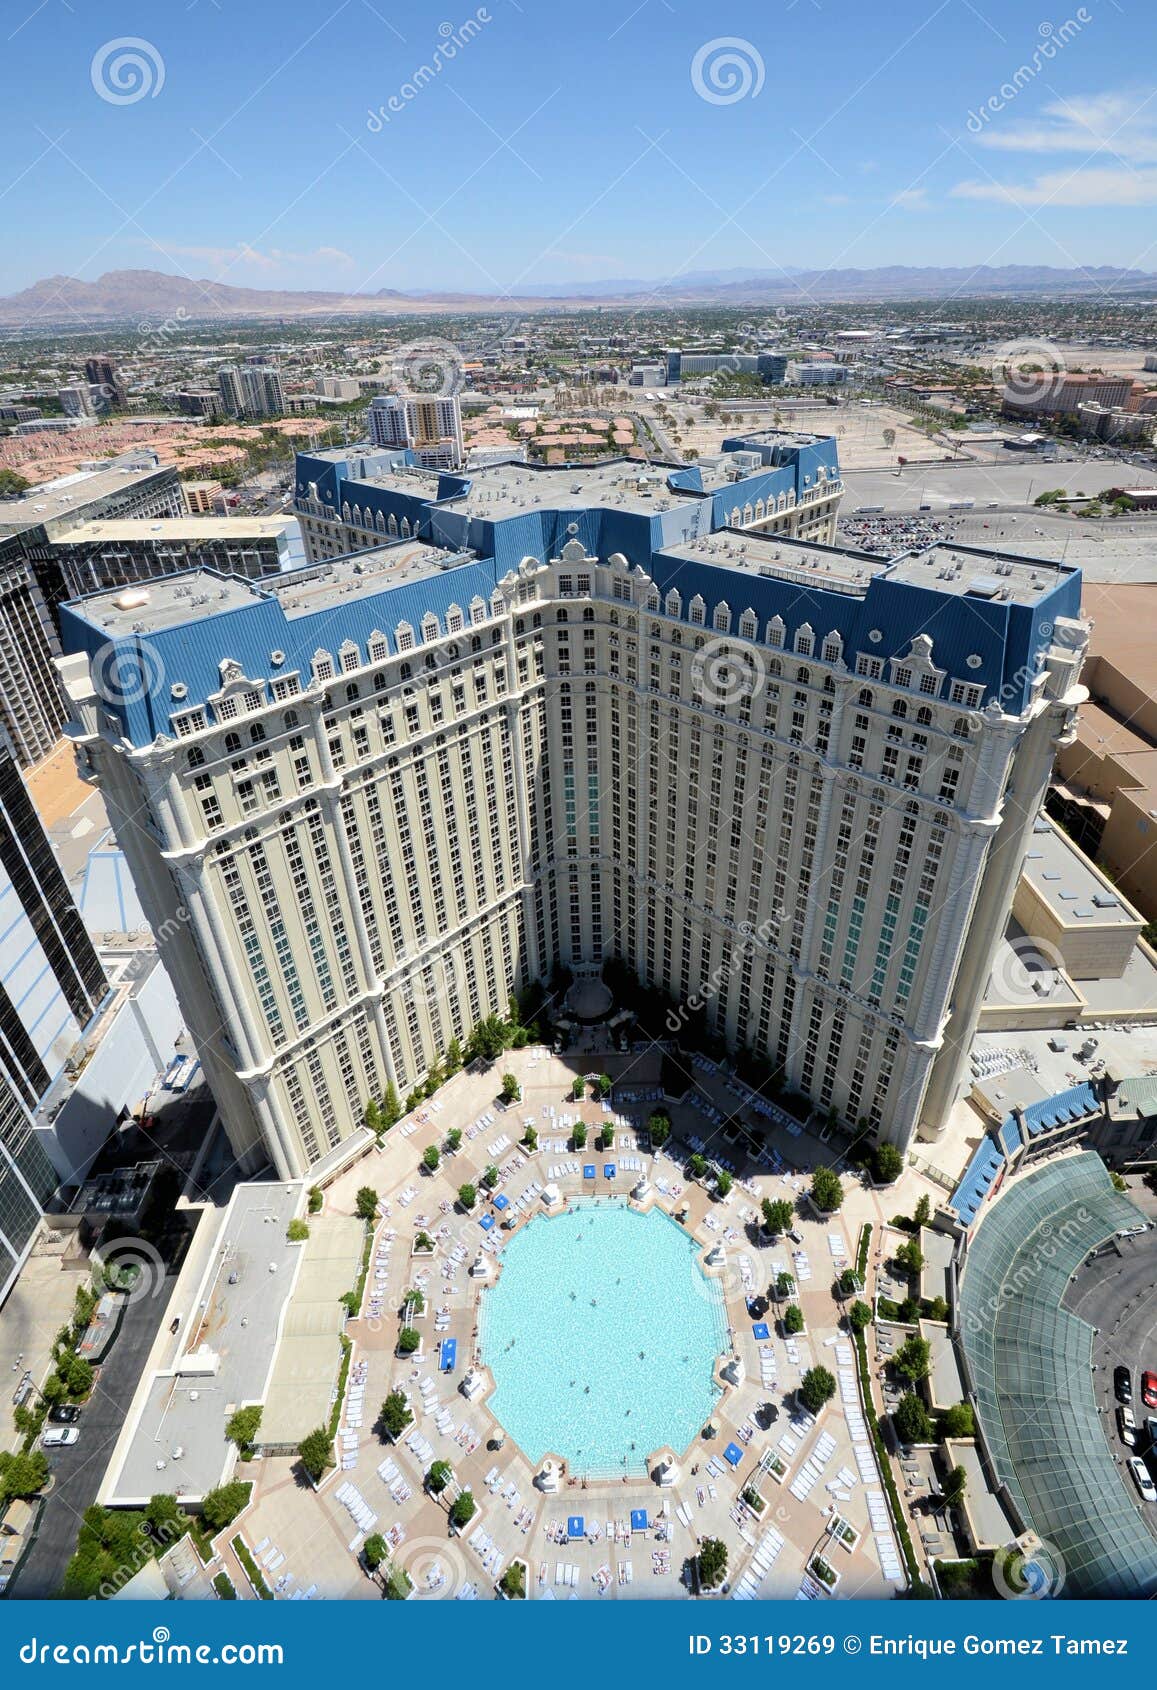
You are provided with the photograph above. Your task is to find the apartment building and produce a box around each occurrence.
[57,442,1086,1181]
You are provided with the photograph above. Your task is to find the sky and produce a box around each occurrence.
[1,0,1156,297]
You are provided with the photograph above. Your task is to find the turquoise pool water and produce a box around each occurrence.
[480,1200,726,1476]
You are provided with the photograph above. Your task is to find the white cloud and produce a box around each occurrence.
[952,166,1157,206]
[973,91,1157,163]
[892,187,929,210]
[146,242,356,273]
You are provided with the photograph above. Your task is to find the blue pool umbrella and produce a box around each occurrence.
[603,1163,616,1179]
[723,1442,743,1468]
[583,1164,596,1179]
[480,1214,495,1231]
[752,1321,770,1340]
[493,1193,509,1210]
[567,1516,584,1539]
[630,1508,648,1531]
[440,1337,457,1373]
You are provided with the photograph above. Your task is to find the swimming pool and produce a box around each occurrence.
[480,1200,727,1477]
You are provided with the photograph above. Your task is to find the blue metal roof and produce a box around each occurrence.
[950,1137,1005,1227]
[1020,1081,1098,1137]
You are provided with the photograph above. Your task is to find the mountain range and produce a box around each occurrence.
[2,264,1156,325]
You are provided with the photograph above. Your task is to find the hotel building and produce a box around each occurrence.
[56,435,1087,1181]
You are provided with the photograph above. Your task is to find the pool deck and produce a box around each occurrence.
[218,1046,920,1602]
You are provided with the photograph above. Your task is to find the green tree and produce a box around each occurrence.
[446,1127,462,1153]
[225,1406,262,1451]
[145,1493,184,1540]
[799,1366,837,1415]
[647,1112,671,1147]
[422,1144,440,1173]
[848,1300,872,1333]
[783,1304,804,1335]
[0,469,31,497]
[445,1037,464,1074]
[571,1076,586,1101]
[363,1532,387,1572]
[298,1429,332,1482]
[775,1271,795,1299]
[355,1186,379,1221]
[465,1015,508,1063]
[64,1355,94,1399]
[481,1165,500,1191]
[398,1327,421,1355]
[895,1238,925,1276]
[597,1074,613,1100]
[894,1334,931,1384]
[523,1125,538,1151]
[451,1489,477,1528]
[894,1392,932,1445]
[499,1561,526,1598]
[287,1218,309,1243]
[415,1230,434,1252]
[381,1082,402,1130]
[762,1197,794,1235]
[914,1193,932,1227]
[688,1153,707,1179]
[201,1481,251,1531]
[500,1072,521,1103]
[458,1184,477,1211]
[715,1170,733,1199]
[810,1166,844,1213]
[942,1465,967,1511]
[939,1402,975,1439]
[925,1296,949,1324]
[697,1536,728,1589]
[572,1122,587,1150]
[380,1390,413,1440]
[307,1186,323,1214]
[0,1448,49,1501]
[364,1099,382,1135]
[426,1459,452,1495]
[871,1142,904,1184]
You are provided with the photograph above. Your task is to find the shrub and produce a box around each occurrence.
[298,1429,332,1482]
[398,1327,420,1355]
[363,1532,387,1571]
[481,1165,500,1191]
[914,1194,931,1227]
[894,1335,931,1384]
[895,1238,925,1276]
[572,1123,587,1149]
[775,1271,795,1299]
[287,1218,310,1243]
[0,1449,48,1501]
[426,1460,452,1495]
[871,1142,904,1184]
[597,1074,613,1100]
[942,1464,967,1510]
[451,1490,476,1528]
[925,1295,949,1324]
[422,1145,440,1173]
[380,1391,413,1439]
[307,1187,323,1214]
[697,1537,728,1589]
[848,1300,872,1333]
[799,1366,836,1415]
[415,1230,435,1251]
[458,1184,477,1211]
[231,1534,272,1600]
[201,1481,251,1532]
[810,1166,844,1213]
[445,1037,463,1074]
[213,1571,237,1599]
[446,1127,462,1153]
[500,1072,520,1103]
[838,1267,859,1297]
[688,1153,707,1179]
[571,1077,585,1101]
[355,1186,379,1221]
[63,1354,93,1399]
[715,1170,733,1198]
[383,1564,412,1600]
[225,1406,262,1451]
[523,1126,538,1150]
[894,1392,932,1445]
[783,1303,804,1335]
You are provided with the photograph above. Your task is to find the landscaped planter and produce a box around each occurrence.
[809,1553,840,1592]
[764,1453,790,1485]
[498,1555,529,1599]
[410,1239,437,1260]
[828,1515,861,1553]
[741,1486,766,1519]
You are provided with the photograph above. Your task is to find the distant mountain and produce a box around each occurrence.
[2,263,1156,326]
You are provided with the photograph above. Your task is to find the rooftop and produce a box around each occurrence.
[886,542,1075,605]
[52,516,300,545]
[0,463,169,533]
[1021,814,1140,931]
[448,458,700,517]
[658,530,886,593]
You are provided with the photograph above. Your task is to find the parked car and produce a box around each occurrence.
[788,1229,804,1245]
[1142,1371,1157,1410]
[1115,1366,1133,1404]
[1129,1456,1157,1502]
[41,1427,79,1449]
[1119,1405,1138,1445]
[47,1405,81,1425]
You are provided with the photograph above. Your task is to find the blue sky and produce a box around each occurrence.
[1,0,1155,296]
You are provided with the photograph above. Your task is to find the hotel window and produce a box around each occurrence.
[172,709,205,737]
[396,623,415,652]
[339,643,360,673]
[893,665,913,690]
[313,650,334,682]
[822,635,842,663]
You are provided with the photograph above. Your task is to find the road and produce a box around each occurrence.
[10,1273,178,1598]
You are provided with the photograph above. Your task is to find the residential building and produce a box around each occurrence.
[46,515,306,600]
[183,480,224,515]
[83,356,126,408]
[238,365,285,420]
[1002,371,1134,419]
[58,384,96,419]
[217,366,245,418]
[59,443,1086,1182]
[367,393,464,468]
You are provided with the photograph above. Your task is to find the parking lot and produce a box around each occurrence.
[1065,1214,1157,1527]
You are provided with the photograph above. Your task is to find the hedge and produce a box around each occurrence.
[231,1536,273,1600]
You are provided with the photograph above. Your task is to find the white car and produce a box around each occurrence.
[1128,1456,1156,1502]
[41,1426,79,1449]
